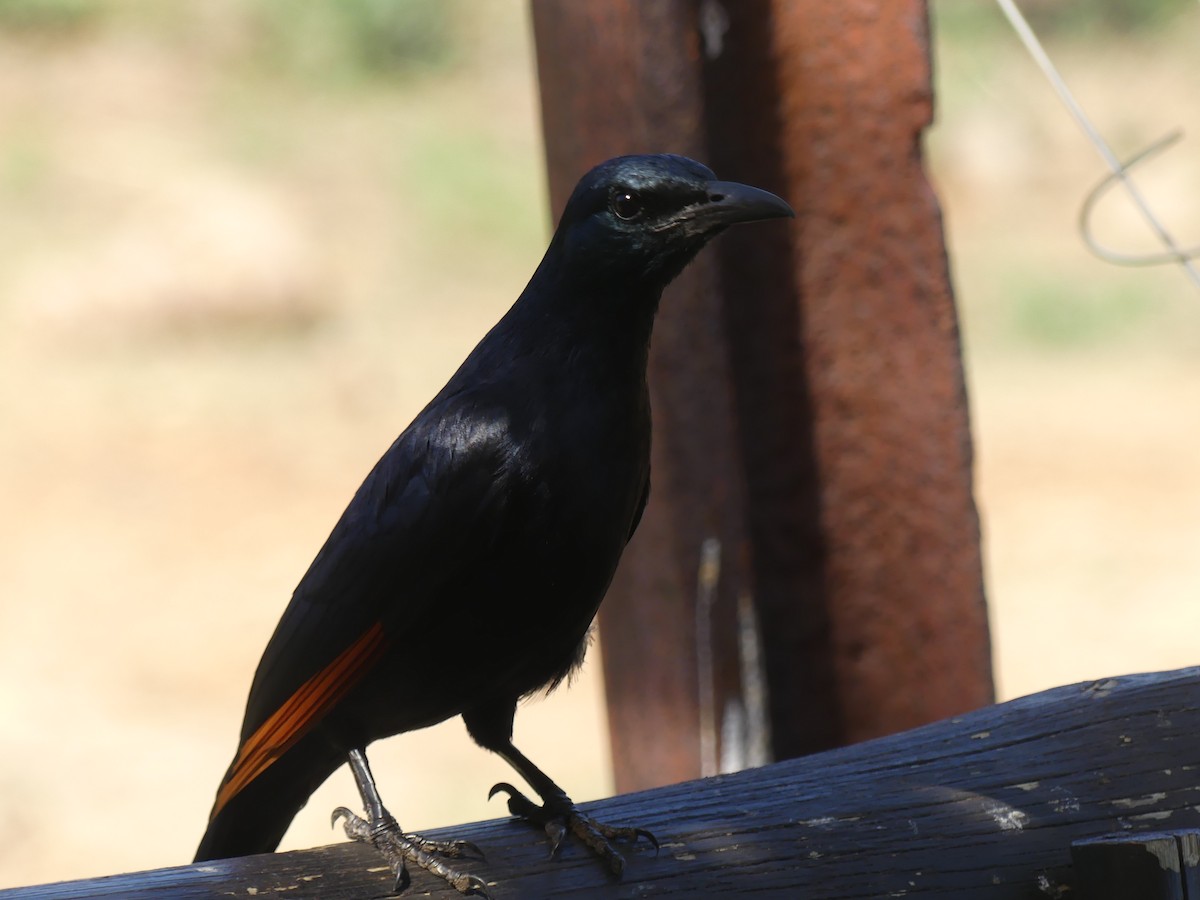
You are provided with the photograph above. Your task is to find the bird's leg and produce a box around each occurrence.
[333,749,489,897]
[487,740,657,878]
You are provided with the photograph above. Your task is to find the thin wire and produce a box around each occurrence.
[1080,131,1200,266]
[994,0,1200,290]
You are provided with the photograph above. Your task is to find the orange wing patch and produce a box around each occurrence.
[211,621,387,819]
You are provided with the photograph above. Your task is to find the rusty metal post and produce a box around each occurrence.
[530,0,993,793]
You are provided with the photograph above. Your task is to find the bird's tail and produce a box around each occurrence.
[194,734,347,862]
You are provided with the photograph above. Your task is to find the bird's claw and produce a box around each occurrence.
[332,804,490,897]
[486,782,657,878]
[393,865,411,895]
[634,827,660,853]
[462,873,491,897]
[331,805,373,840]
[487,782,542,820]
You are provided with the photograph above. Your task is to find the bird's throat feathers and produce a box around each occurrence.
[510,244,664,358]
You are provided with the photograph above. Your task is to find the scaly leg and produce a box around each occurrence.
[487,740,657,877]
[333,749,490,897]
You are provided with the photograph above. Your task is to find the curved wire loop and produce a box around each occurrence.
[1079,130,1200,268]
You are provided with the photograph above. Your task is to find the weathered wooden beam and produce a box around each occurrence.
[530,0,991,792]
[9,667,1200,898]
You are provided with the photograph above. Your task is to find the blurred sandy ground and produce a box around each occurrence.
[1,0,1199,888]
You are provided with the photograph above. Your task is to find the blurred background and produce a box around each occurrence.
[1,0,1198,888]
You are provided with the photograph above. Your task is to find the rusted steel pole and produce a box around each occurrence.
[530,0,993,793]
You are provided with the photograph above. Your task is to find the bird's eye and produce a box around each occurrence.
[610,190,644,221]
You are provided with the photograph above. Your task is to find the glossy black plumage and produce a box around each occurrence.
[195,154,792,880]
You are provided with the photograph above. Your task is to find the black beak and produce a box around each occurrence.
[701,180,794,226]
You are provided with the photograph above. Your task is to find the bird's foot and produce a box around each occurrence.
[332,806,490,897]
[488,782,657,878]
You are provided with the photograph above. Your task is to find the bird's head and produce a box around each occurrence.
[548,154,794,292]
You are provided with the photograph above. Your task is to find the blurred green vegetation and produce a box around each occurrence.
[0,131,49,196]
[1006,275,1171,349]
[0,0,99,33]
[243,0,456,82]
[0,0,458,80]
[405,125,545,259]
[932,0,1191,41]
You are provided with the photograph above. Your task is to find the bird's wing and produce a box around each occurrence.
[211,391,525,818]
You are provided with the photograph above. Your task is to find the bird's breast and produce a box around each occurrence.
[509,376,650,599]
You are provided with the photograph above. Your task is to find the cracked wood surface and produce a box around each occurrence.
[6,667,1200,898]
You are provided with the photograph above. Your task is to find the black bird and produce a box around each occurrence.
[195,153,792,895]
